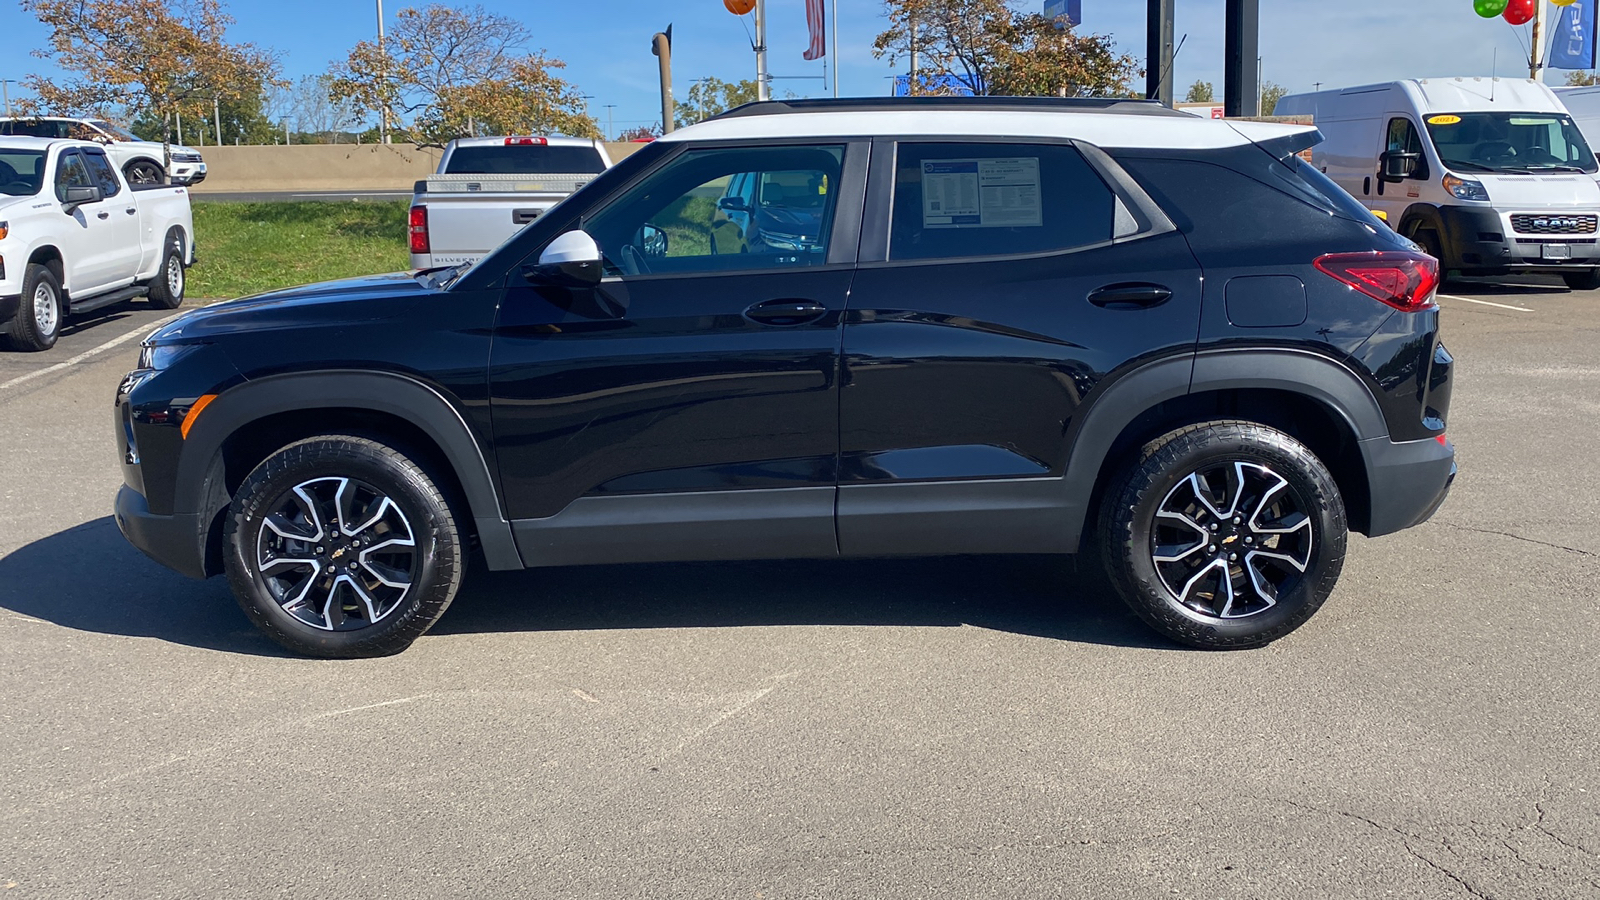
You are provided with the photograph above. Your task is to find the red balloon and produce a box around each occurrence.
[1504,0,1536,25]
[724,0,755,14]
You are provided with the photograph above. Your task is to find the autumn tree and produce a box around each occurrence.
[1260,80,1288,115]
[328,3,599,146]
[676,78,759,128]
[21,0,279,130]
[1565,71,1600,87]
[1185,80,1215,103]
[616,125,662,142]
[874,0,1139,98]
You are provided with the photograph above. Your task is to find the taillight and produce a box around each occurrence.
[504,136,548,146]
[1313,251,1439,312]
[409,205,429,254]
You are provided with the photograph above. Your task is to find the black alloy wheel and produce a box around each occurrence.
[1100,421,1347,649]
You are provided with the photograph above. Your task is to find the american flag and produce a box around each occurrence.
[803,0,826,60]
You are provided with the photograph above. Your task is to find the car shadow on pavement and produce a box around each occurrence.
[0,517,1173,655]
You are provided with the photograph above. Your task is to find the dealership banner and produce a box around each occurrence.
[1551,0,1597,71]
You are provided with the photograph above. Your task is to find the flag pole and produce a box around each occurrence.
[832,0,839,97]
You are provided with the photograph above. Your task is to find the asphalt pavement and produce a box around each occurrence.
[0,281,1596,898]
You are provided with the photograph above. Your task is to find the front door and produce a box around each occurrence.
[53,149,135,296]
[838,139,1205,555]
[1375,116,1429,222]
[488,140,866,564]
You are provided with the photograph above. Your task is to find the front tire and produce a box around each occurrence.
[146,231,186,309]
[223,436,463,658]
[8,263,64,352]
[1562,270,1600,291]
[1098,421,1347,650]
[124,160,165,185]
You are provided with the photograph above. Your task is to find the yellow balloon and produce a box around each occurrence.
[1552,0,1578,7]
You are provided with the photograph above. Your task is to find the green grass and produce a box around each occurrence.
[189,201,412,299]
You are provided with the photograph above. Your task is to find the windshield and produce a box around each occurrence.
[87,120,141,142]
[0,149,46,196]
[1425,112,1598,174]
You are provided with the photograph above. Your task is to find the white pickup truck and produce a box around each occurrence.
[408,136,611,269]
[0,136,193,351]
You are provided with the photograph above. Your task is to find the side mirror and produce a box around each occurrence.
[637,223,668,259]
[717,195,751,213]
[523,230,603,286]
[1379,150,1421,183]
[61,184,101,211]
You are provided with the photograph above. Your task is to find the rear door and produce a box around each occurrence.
[837,138,1204,555]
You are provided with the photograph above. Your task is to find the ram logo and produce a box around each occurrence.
[1535,217,1578,229]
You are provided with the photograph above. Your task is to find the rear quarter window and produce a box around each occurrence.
[1114,155,1394,264]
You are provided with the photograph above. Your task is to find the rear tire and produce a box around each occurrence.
[1562,270,1600,291]
[223,435,462,658]
[145,231,186,310]
[8,263,64,352]
[1098,421,1348,650]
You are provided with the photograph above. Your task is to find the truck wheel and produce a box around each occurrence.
[1098,421,1347,650]
[124,160,165,185]
[1562,270,1600,291]
[146,231,186,309]
[8,263,64,352]
[223,435,463,658]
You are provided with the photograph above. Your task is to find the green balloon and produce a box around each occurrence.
[1474,0,1509,16]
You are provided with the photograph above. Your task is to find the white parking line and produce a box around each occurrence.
[1437,294,1534,313]
[0,312,184,393]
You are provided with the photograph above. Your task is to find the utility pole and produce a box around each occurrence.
[652,26,675,133]
[0,80,15,118]
[176,106,183,145]
[755,0,771,101]
[1532,0,1549,82]
[909,15,919,91]
[603,104,617,140]
[377,0,390,144]
[1146,0,1175,107]
[213,96,222,147]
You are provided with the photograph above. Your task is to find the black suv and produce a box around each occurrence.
[114,98,1456,658]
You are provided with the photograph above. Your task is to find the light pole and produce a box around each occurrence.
[754,0,770,101]
[0,80,16,118]
[377,0,390,144]
[213,96,222,146]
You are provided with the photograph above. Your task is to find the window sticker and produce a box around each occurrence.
[921,157,1043,229]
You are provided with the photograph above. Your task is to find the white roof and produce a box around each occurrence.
[448,135,600,148]
[0,135,59,150]
[1280,78,1566,116]
[662,108,1314,151]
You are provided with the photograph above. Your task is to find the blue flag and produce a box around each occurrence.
[1551,0,1597,71]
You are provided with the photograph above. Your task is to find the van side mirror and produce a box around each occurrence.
[61,184,101,211]
[1379,150,1421,183]
[524,230,603,286]
[717,195,751,213]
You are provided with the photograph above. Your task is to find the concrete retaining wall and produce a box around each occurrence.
[188,141,648,195]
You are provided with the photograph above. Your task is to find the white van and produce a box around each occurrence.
[1277,78,1600,289]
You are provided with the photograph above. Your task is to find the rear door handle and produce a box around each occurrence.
[1088,283,1173,310]
[512,208,541,225]
[125,207,137,215]
[744,298,828,326]
[96,211,110,219]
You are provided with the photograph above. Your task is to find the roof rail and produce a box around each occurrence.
[711,96,1189,120]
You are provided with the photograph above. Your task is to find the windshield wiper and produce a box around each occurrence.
[1441,160,1504,173]
[1527,165,1591,173]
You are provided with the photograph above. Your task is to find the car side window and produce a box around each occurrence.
[889,142,1115,261]
[583,144,845,277]
[54,151,94,201]
[81,149,121,198]
[1385,118,1429,178]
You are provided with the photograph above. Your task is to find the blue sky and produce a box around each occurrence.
[0,0,1583,135]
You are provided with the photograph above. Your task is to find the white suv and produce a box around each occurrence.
[0,116,206,186]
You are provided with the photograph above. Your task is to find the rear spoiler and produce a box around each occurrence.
[1226,121,1323,159]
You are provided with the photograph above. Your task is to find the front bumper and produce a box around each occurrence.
[170,162,207,186]
[1361,435,1457,537]
[114,484,210,580]
[1436,206,1600,273]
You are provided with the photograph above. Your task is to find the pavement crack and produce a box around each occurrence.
[1433,521,1597,557]
[1402,837,1495,900]
[1272,799,1499,899]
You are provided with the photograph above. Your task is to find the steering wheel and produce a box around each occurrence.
[0,181,34,195]
[1474,141,1518,161]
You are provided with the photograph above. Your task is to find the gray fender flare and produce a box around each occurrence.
[1057,349,1388,549]
[177,370,522,571]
